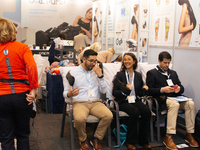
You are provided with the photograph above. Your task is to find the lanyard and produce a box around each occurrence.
[125,71,134,86]
[156,66,171,79]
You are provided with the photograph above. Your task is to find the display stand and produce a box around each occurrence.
[46,73,64,113]
[54,46,76,63]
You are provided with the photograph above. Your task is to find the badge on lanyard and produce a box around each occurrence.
[167,79,174,86]
[87,89,95,97]
[126,71,136,103]
[127,96,135,103]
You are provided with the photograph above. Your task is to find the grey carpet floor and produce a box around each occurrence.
[29,102,195,150]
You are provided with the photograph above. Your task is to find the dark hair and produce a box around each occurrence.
[83,49,97,59]
[178,0,196,30]
[121,53,138,71]
[158,51,171,61]
[58,33,67,40]
[79,30,85,34]
[86,8,92,14]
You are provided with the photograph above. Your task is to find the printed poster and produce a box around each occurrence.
[149,0,175,46]
[175,0,200,47]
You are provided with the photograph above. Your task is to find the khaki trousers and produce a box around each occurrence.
[166,98,195,134]
[72,100,113,142]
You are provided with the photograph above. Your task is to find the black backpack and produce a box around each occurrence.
[194,110,200,144]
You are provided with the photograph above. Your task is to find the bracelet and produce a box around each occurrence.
[98,75,104,78]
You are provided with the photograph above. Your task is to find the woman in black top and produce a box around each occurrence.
[73,8,93,40]
[112,53,151,149]
[131,4,139,41]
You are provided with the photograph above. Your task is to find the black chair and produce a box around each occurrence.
[109,95,156,145]
[146,97,185,141]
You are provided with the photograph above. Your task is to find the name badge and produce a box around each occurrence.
[127,96,135,103]
[167,79,173,86]
[87,89,95,97]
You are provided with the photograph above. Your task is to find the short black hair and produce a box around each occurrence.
[158,51,171,61]
[83,49,98,59]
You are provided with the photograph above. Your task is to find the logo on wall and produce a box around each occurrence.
[29,0,67,5]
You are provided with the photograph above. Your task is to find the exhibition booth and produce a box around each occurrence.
[1,0,200,149]
[0,0,199,114]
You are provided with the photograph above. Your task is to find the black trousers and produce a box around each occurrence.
[0,91,33,150]
[119,100,151,144]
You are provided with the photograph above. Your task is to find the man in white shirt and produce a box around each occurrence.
[63,50,113,150]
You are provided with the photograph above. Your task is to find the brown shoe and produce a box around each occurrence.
[90,138,102,150]
[185,133,199,147]
[163,135,178,150]
[141,144,151,149]
[80,139,90,150]
[126,142,136,150]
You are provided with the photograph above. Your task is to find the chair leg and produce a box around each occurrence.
[70,104,75,150]
[60,102,67,137]
[115,104,120,145]
[107,125,111,147]
[147,99,154,142]
[154,99,160,141]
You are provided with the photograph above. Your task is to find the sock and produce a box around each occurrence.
[166,134,172,136]
[93,135,97,139]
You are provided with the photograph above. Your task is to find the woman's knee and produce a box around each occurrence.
[129,108,140,119]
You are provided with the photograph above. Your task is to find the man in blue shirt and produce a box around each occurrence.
[63,50,113,150]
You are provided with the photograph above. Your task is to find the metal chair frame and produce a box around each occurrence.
[60,99,111,150]
[109,95,158,146]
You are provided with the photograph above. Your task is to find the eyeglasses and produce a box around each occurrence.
[86,58,97,63]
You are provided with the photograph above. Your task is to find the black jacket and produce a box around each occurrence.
[146,66,184,110]
[112,70,144,104]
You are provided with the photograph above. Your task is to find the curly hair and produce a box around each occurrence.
[0,18,17,44]
[120,53,138,71]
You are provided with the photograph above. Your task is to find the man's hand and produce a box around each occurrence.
[93,63,103,77]
[126,83,133,90]
[67,86,79,97]
[161,86,175,93]
[174,85,181,93]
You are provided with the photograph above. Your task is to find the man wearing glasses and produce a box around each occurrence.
[63,49,113,150]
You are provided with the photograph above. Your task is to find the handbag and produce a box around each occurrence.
[112,76,131,95]
[66,71,75,86]
[111,124,127,150]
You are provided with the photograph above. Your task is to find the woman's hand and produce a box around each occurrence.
[86,30,92,40]
[26,89,36,105]
[143,84,149,90]
[126,83,133,90]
